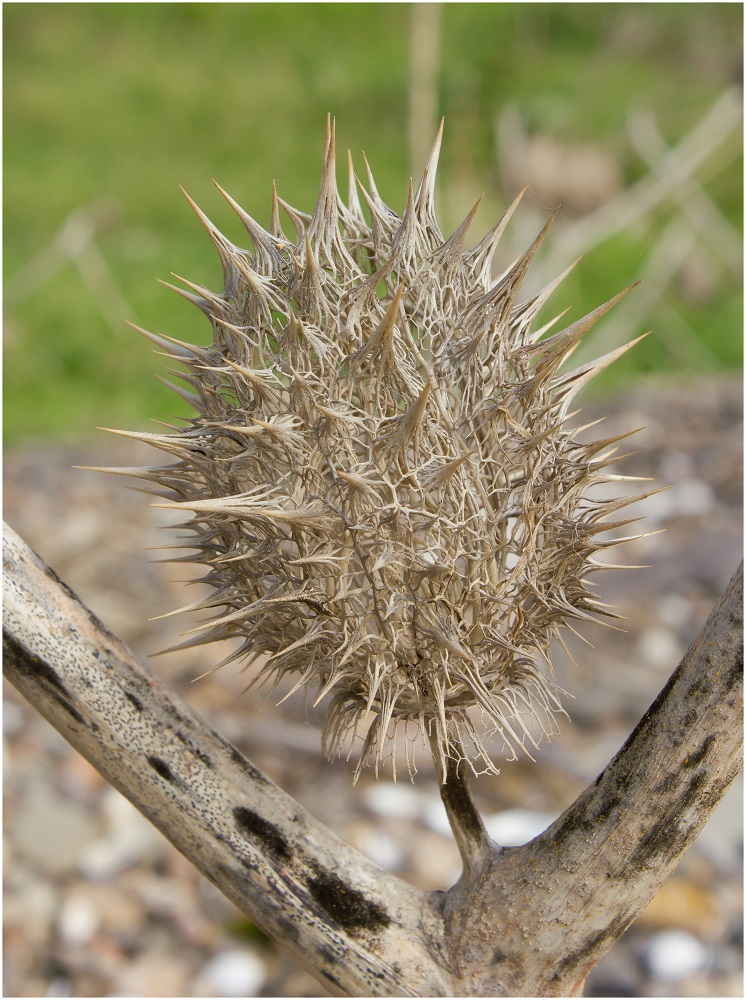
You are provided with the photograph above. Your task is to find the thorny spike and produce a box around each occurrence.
[527,283,641,379]
[168,273,232,318]
[155,376,201,407]
[277,195,310,243]
[430,196,484,271]
[156,278,213,317]
[350,281,405,376]
[269,180,286,240]
[212,179,284,274]
[107,118,652,782]
[346,149,364,220]
[125,321,200,360]
[553,334,650,411]
[414,117,445,241]
[513,256,584,343]
[464,184,528,289]
[179,186,246,296]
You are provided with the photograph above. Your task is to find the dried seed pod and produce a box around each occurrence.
[110,117,652,781]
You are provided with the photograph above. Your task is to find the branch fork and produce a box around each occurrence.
[4,521,742,996]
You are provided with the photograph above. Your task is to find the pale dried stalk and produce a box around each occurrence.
[3,523,741,996]
[2,522,449,998]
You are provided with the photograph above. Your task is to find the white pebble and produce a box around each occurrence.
[57,894,100,945]
[676,479,714,516]
[362,781,421,820]
[79,788,165,878]
[638,627,681,670]
[3,699,24,737]
[644,929,711,981]
[484,809,555,846]
[422,796,452,836]
[658,594,694,629]
[359,830,406,871]
[199,949,267,998]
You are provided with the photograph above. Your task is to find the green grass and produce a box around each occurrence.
[4,3,742,445]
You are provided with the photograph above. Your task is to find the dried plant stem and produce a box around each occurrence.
[4,519,741,996]
[429,730,492,874]
[2,522,450,998]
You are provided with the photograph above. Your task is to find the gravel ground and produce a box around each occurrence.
[3,374,743,998]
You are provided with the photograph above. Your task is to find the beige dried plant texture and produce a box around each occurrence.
[106,118,653,781]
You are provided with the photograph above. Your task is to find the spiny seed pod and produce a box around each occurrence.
[104,117,654,782]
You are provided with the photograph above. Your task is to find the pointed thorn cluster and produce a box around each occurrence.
[109,120,648,781]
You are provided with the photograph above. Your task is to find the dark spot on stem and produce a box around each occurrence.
[43,562,122,644]
[551,910,634,980]
[54,696,86,725]
[147,755,178,784]
[306,862,391,936]
[125,691,144,712]
[323,970,343,991]
[727,645,743,688]
[684,733,716,769]
[4,633,86,724]
[233,806,291,860]
[441,755,487,845]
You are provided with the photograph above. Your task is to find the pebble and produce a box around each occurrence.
[643,929,711,981]
[3,698,24,737]
[78,787,167,878]
[117,950,191,998]
[483,809,556,846]
[3,878,57,947]
[362,780,422,819]
[56,892,100,945]
[657,593,695,629]
[354,827,407,871]
[45,977,73,997]
[638,875,725,938]
[421,794,452,835]
[197,948,267,997]
[12,789,100,876]
[637,626,682,670]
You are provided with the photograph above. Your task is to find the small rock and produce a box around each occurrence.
[354,827,407,871]
[657,593,695,629]
[117,950,191,998]
[3,878,57,947]
[78,788,166,878]
[421,794,452,836]
[483,809,556,847]
[643,929,711,981]
[3,698,24,737]
[198,948,267,997]
[362,781,421,820]
[676,478,715,516]
[44,976,73,997]
[12,790,100,876]
[57,892,100,945]
[637,626,682,670]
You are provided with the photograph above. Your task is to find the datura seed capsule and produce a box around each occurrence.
[107,117,652,781]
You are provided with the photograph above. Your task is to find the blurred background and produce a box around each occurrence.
[4,2,742,443]
[4,4,743,998]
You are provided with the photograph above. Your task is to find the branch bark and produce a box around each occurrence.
[433,559,743,996]
[4,519,742,997]
[2,522,451,998]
